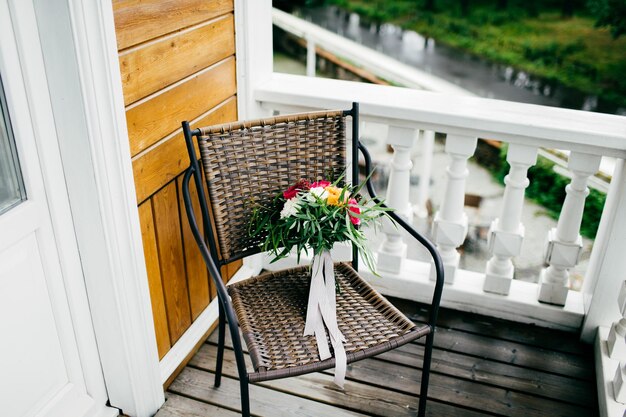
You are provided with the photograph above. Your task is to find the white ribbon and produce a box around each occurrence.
[303,250,347,388]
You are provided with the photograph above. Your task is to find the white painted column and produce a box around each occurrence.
[414,130,435,219]
[234,0,273,119]
[582,159,626,342]
[538,152,601,305]
[306,36,316,77]
[431,134,477,283]
[32,0,167,414]
[377,126,418,274]
[483,144,537,295]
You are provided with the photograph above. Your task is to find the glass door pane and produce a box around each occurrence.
[0,76,26,214]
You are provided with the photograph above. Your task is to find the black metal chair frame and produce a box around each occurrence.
[181,102,444,417]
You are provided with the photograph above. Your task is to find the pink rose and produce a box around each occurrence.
[283,179,310,200]
[310,180,331,189]
[348,198,361,225]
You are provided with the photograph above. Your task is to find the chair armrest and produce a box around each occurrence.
[357,142,444,329]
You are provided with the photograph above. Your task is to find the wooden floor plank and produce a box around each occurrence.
[169,367,368,417]
[191,343,488,417]
[207,326,594,406]
[377,341,595,406]
[198,339,592,417]
[394,298,590,356]
[346,354,593,417]
[156,393,240,417]
[164,303,597,417]
[422,325,592,380]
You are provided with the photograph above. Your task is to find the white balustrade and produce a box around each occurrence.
[538,152,601,305]
[258,73,625,332]
[377,126,418,274]
[609,282,626,359]
[414,130,435,219]
[483,144,537,295]
[431,134,477,283]
[256,15,626,417]
[306,36,316,77]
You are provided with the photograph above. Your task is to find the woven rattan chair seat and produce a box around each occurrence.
[228,262,431,383]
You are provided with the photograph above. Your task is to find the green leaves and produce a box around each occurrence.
[249,177,393,272]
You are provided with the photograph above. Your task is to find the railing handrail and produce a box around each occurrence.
[256,73,626,158]
[272,8,471,96]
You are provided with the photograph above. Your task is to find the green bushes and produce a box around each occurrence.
[522,39,586,67]
[324,0,626,109]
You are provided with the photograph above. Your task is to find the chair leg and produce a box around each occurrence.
[215,301,226,387]
[240,376,250,417]
[418,331,435,417]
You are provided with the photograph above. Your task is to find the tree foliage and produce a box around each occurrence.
[588,0,626,38]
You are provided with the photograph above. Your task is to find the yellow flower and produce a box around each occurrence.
[325,186,349,206]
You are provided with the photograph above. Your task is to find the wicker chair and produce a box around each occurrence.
[181,103,444,417]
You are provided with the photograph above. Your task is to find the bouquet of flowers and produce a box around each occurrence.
[248,175,391,388]
[249,176,391,274]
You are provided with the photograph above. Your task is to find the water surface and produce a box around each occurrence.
[295,6,625,115]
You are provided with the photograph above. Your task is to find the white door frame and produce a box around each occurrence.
[1,1,123,417]
[0,1,113,415]
[17,0,164,415]
[10,0,272,415]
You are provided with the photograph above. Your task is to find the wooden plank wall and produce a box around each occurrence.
[112,0,241,360]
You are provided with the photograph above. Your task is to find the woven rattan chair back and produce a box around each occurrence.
[196,110,348,263]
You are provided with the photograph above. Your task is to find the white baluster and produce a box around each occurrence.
[609,282,626,359]
[414,130,435,219]
[538,152,601,305]
[483,144,537,295]
[377,126,418,274]
[306,36,316,77]
[431,134,478,283]
[613,363,626,404]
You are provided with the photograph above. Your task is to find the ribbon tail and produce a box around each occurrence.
[304,254,331,360]
[313,313,331,361]
[304,251,348,387]
[323,253,345,343]
[303,255,323,336]
[320,253,347,387]
[330,332,347,389]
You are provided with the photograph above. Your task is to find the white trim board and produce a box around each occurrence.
[234,0,273,119]
[1,1,117,416]
[160,300,219,384]
[364,262,584,332]
[596,327,626,417]
[32,0,164,415]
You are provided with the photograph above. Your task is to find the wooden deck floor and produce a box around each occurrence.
[157,298,597,417]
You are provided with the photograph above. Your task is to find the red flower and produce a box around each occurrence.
[348,198,361,225]
[310,180,331,189]
[283,179,310,200]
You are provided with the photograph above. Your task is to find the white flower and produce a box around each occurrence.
[307,186,328,202]
[280,197,301,219]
